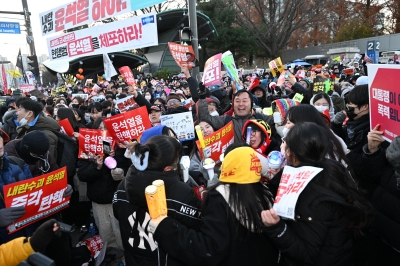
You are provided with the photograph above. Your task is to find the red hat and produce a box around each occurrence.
[0,128,10,142]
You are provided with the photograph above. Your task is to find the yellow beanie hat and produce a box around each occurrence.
[219,147,262,184]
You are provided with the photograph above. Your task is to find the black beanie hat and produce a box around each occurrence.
[21,130,50,156]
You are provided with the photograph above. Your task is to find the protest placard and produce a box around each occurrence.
[268,57,284,77]
[119,66,135,85]
[273,166,322,220]
[72,93,88,100]
[3,167,70,233]
[78,128,114,159]
[47,13,158,61]
[221,51,241,90]
[168,43,196,68]
[368,64,400,142]
[202,53,222,87]
[19,84,35,93]
[196,121,234,162]
[160,111,195,141]
[103,106,152,143]
[40,0,165,36]
[115,95,139,113]
[58,118,74,137]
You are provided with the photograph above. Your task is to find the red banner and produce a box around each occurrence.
[1,65,7,95]
[168,42,196,68]
[102,107,152,143]
[59,118,74,137]
[3,167,69,233]
[78,128,113,159]
[118,66,135,85]
[19,84,36,93]
[368,65,400,142]
[196,121,234,162]
[115,95,139,113]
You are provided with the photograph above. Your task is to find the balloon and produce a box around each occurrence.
[78,68,83,74]
[76,74,81,79]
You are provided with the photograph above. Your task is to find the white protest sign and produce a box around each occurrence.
[160,111,195,142]
[47,13,158,61]
[115,95,139,113]
[72,93,88,100]
[273,166,323,220]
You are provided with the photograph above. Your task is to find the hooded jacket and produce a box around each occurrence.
[152,184,279,266]
[309,94,336,122]
[0,236,35,265]
[15,114,60,159]
[2,111,18,141]
[112,167,202,266]
[249,82,269,108]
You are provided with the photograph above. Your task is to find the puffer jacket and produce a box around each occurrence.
[112,167,202,266]
[0,236,34,266]
[77,147,131,204]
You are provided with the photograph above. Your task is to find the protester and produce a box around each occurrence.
[310,92,335,122]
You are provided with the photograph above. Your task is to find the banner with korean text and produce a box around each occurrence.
[103,106,152,143]
[160,111,195,142]
[273,166,322,220]
[368,64,400,142]
[202,53,222,87]
[3,167,69,233]
[78,128,113,159]
[196,121,234,162]
[40,0,165,36]
[115,95,139,113]
[47,13,158,61]
[168,43,197,68]
[118,66,135,85]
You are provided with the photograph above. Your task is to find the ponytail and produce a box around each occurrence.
[132,143,150,171]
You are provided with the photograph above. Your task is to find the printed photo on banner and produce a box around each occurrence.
[196,121,234,162]
[273,166,322,220]
[3,167,70,233]
[78,128,113,159]
[40,0,165,36]
[47,13,158,61]
[160,111,195,141]
[103,106,152,144]
[115,95,139,113]
[368,64,400,142]
[202,53,222,87]
[168,42,198,68]
[268,57,284,77]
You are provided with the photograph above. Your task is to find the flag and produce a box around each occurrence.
[103,53,118,81]
[2,64,8,94]
[6,69,23,78]
[332,56,340,62]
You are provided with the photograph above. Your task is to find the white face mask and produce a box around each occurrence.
[210,110,219,116]
[145,95,151,100]
[19,114,30,126]
[282,127,290,137]
[314,105,329,113]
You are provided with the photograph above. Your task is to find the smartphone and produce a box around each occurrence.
[103,140,111,154]
[284,71,290,78]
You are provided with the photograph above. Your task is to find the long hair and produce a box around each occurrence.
[285,123,372,235]
[57,107,81,132]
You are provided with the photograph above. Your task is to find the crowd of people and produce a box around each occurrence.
[0,61,398,266]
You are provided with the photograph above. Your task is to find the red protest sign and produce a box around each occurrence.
[78,129,113,159]
[102,106,152,143]
[115,95,139,113]
[168,42,196,68]
[118,66,136,85]
[368,65,400,142]
[196,121,234,162]
[59,118,74,137]
[3,167,69,233]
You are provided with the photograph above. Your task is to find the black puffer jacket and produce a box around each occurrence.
[112,167,202,266]
[265,170,355,266]
[77,147,131,204]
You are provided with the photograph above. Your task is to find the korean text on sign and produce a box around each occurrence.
[3,167,69,233]
[78,128,113,159]
[202,53,222,87]
[160,111,195,142]
[103,106,152,143]
[115,95,139,113]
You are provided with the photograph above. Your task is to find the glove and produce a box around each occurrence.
[334,111,347,125]
[63,184,73,198]
[111,168,124,181]
[0,206,26,227]
[198,82,207,99]
[30,218,61,252]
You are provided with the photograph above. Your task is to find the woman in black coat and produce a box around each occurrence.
[262,123,372,266]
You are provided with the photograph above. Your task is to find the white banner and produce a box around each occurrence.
[40,0,166,36]
[160,111,195,142]
[47,13,158,61]
[103,53,118,81]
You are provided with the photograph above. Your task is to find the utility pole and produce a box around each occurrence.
[21,0,36,56]
[188,0,199,81]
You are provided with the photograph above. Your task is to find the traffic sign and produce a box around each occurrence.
[0,21,20,34]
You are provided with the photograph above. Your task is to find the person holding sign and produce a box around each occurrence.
[146,146,279,265]
[261,123,372,265]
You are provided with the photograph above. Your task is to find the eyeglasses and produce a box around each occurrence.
[167,100,181,106]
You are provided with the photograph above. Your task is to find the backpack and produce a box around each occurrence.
[54,132,78,184]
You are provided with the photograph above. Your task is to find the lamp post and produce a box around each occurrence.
[188,0,199,81]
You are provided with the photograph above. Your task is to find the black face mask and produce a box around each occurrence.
[346,106,358,120]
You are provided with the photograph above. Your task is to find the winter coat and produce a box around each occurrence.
[112,167,202,266]
[2,111,18,141]
[0,236,34,266]
[152,184,279,266]
[15,113,60,159]
[77,147,131,204]
[196,99,274,143]
[265,170,354,266]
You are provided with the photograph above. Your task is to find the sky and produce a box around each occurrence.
[0,0,72,63]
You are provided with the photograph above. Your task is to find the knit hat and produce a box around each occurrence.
[166,94,182,103]
[300,78,310,88]
[6,98,15,106]
[206,96,220,107]
[272,99,301,124]
[242,119,272,154]
[386,136,400,172]
[139,125,165,144]
[21,130,50,155]
[220,147,262,184]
